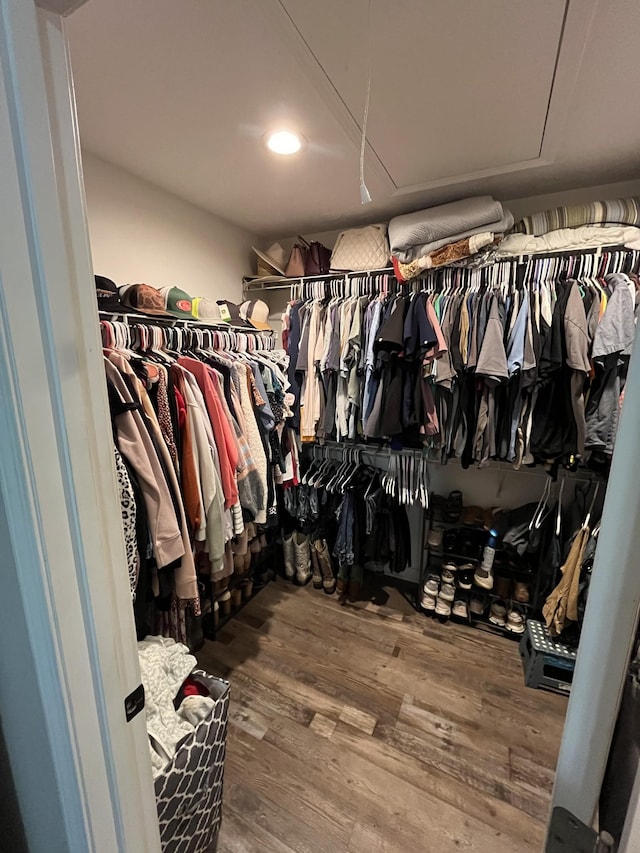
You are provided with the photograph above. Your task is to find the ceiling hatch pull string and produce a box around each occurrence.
[359,0,373,204]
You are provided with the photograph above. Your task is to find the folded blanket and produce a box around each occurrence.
[392,209,513,262]
[393,232,496,281]
[497,224,640,257]
[389,196,506,260]
[514,197,640,236]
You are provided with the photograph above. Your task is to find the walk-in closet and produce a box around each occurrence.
[3,1,640,852]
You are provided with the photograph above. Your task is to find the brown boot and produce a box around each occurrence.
[310,542,323,589]
[314,539,336,595]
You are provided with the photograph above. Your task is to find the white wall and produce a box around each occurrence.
[82,151,256,302]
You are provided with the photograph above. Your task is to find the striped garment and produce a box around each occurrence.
[514,197,640,236]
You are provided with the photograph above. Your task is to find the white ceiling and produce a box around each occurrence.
[67,0,640,239]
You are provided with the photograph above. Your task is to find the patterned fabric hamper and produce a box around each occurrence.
[154,670,230,853]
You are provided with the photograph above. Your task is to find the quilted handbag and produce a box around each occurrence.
[154,670,230,853]
[330,223,389,271]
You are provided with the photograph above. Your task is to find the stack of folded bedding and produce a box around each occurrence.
[498,197,640,257]
[389,196,513,281]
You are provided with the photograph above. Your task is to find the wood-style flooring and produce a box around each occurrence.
[197,579,567,853]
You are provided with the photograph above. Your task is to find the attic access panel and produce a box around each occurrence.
[281,0,568,192]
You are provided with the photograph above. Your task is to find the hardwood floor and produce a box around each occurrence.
[197,579,567,853]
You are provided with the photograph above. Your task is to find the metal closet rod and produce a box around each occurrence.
[249,243,636,287]
[98,309,271,336]
[243,267,394,285]
[307,440,603,482]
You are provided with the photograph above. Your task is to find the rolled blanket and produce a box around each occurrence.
[497,224,640,257]
[389,196,508,261]
[392,232,497,282]
[514,197,640,236]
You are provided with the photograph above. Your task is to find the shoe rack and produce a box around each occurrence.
[419,507,538,640]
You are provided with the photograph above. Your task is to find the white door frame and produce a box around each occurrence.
[0,1,160,850]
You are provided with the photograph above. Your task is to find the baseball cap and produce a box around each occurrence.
[118,283,173,317]
[240,299,272,331]
[95,275,135,314]
[158,286,196,320]
[192,297,252,328]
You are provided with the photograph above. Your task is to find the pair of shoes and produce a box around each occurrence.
[430,494,445,523]
[441,562,457,585]
[436,573,455,621]
[474,563,494,591]
[492,576,532,603]
[461,505,484,527]
[457,563,475,590]
[336,577,361,601]
[311,539,337,594]
[461,505,494,529]
[493,575,512,599]
[505,604,526,634]
[513,581,531,603]
[421,575,439,612]
[487,600,525,632]
[282,531,312,585]
[469,594,486,617]
[444,490,463,523]
[427,526,444,554]
[451,596,469,620]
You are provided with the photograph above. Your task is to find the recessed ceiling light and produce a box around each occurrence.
[265,130,305,155]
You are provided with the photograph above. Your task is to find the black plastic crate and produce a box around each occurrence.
[519,619,577,695]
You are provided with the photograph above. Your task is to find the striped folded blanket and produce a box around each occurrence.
[514,197,640,236]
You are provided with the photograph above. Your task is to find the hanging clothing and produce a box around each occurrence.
[100,316,291,647]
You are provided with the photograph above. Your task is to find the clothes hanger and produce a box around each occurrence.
[530,477,553,530]
[583,481,600,530]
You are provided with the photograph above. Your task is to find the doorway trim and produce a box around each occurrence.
[0,1,160,850]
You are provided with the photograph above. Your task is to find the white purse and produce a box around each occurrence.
[330,223,389,272]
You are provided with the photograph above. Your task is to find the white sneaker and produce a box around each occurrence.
[421,592,437,612]
[470,595,486,616]
[441,567,456,585]
[474,566,494,590]
[505,606,526,634]
[427,527,444,550]
[435,597,451,618]
[439,582,456,602]
[422,575,440,597]
[489,600,507,627]
[452,598,468,619]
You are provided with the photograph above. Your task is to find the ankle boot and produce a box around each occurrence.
[310,542,323,589]
[314,539,336,595]
[282,532,295,581]
[292,531,312,585]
